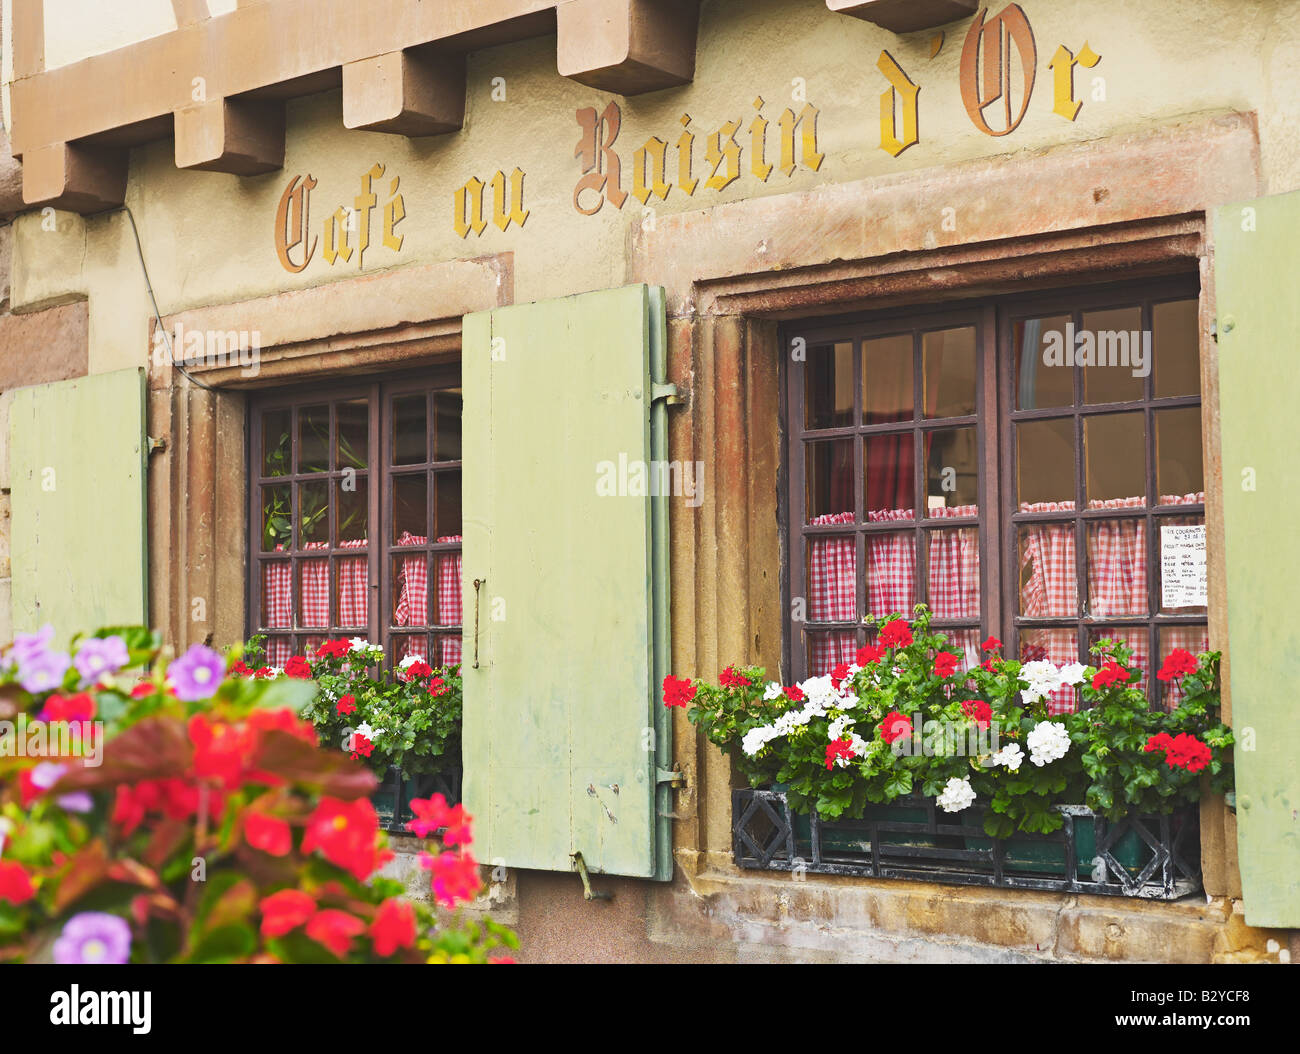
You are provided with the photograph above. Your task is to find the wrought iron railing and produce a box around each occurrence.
[733,788,1201,899]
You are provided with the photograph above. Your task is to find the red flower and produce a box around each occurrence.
[39,692,96,726]
[441,805,474,849]
[824,738,856,770]
[407,794,454,839]
[404,661,435,682]
[855,644,886,667]
[427,676,450,698]
[188,714,255,789]
[961,699,992,728]
[259,889,317,938]
[1091,660,1132,690]
[130,681,156,698]
[283,655,313,679]
[719,665,751,689]
[661,675,697,709]
[244,811,293,857]
[830,662,851,690]
[933,652,960,678]
[246,707,317,745]
[880,710,913,745]
[879,620,913,649]
[1145,732,1212,773]
[420,850,482,908]
[1157,649,1199,682]
[253,666,274,679]
[370,898,417,957]
[314,639,352,660]
[349,733,374,760]
[335,694,358,716]
[980,657,999,672]
[784,685,806,703]
[228,660,253,677]
[981,636,1003,651]
[305,909,366,958]
[301,797,390,881]
[0,861,35,905]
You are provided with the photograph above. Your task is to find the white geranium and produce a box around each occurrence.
[742,724,780,757]
[1019,660,1063,705]
[1027,720,1071,767]
[397,654,420,669]
[1059,662,1088,687]
[827,714,856,741]
[762,681,784,701]
[989,742,1025,772]
[937,776,976,813]
[348,637,375,654]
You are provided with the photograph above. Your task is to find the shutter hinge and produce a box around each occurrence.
[650,382,681,406]
[147,436,167,454]
[656,765,685,787]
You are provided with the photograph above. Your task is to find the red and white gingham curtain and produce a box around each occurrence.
[393,533,464,666]
[807,512,856,675]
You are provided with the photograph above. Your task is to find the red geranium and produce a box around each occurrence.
[427,676,450,698]
[830,662,851,690]
[370,898,417,957]
[981,636,1003,651]
[228,660,253,677]
[188,714,256,789]
[404,661,435,682]
[1157,649,1199,682]
[933,652,960,678]
[0,861,35,906]
[39,692,96,726]
[1091,660,1132,690]
[719,665,751,689]
[1145,731,1212,773]
[880,710,913,745]
[824,738,856,770]
[301,797,390,881]
[130,681,156,699]
[335,694,358,716]
[259,889,316,938]
[305,909,366,958]
[314,639,352,660]
[662,675,697,709]
[421,850,482,908]
[961,699,992,728]
[283,655,313,679]
[244,810,293,857]
[879,620,913,649]
[784,685,806,702]
[855,643,886,667]
[349,733,374,760]
[406,793,454,839]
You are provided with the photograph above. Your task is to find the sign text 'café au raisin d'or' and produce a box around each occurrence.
[273,4,1102,270]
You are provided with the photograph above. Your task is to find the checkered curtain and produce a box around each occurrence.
[807,512,856,675]
[927,505,981,669]
[393,533,464,666]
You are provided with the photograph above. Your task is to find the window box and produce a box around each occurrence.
[372,765,463,833]
[734,788,1201,899]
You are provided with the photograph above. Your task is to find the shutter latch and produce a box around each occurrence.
[656,765,685,787]
[650,382,681,406]
[569,851,614,901]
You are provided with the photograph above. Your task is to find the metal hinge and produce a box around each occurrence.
[650,382,681,406]
[656,765,685,787]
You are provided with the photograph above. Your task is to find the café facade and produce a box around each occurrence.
[0,0,1297,961]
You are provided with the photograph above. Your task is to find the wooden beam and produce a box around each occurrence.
[342,50,465,137]
[22,142,127,213]
[557,0,698,96]
[174,97,286,176]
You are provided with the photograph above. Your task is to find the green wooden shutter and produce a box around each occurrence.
[9,368,149,643]
[1214,192,1300,927]
[461,284,673,879]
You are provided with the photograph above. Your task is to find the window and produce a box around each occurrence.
[248,370,463,670]
[786,278,1205,711]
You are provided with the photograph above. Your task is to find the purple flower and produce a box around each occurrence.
[55,791,94,814]
[5,624,54,669]
[167,643,226,701]
[74,635,129,684]
[29,762,67,791]
[17,649,71,694]
[53,912,132,965]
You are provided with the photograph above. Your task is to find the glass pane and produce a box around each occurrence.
[1155,407,1203,498]
[1157,514,1207,616]
[1016,417,1075,506]
[1086,518,1147,617]
[1014,315,1072,410]
[433,389,462,462]
[806,630,858,677]
[1158,625,1209,710]
[924,426,978,513]
[393,394,427,465]
[263,637,292,668]
[1088,626,1148,695]
[862,334,913,424]
[261,485,291,551]
[434,470,462,538]
[336,557,368,628]
[298,558,330,628]
[392,553,428,627]
[806,438,854,522]
[392,474,428,544]
[259,561,292,627]
[432,549,463,627]
[297,404,330,473]
[337,398,369,470]
[299,480,330,545]
[389,634,429,667]
[866,531,916,619]
[805,341,854,429]
[1154,299,1200,398]
[1017,627,1080,714]
[922,326,976,418]
[926,528,979,620]
[434,634,464,669]
[1081,307,1144,404]
[1084,412,1145,504]
[938,628,980,673]
[303,635,328,659]
[806,535,857,623]
[335,475,367,543]
[261,409,291,478]
[863,433,913,516]
[1017,523,1078,617]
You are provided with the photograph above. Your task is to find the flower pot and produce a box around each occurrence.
[965,814,1149,877]
[780,791,963,855]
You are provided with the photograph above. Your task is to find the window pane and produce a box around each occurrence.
[337,398,369,470]
[432,549,463,628]
[1156,513,1207,616]
[299,558,330,628]
[336,556,368,628]
[335,475,367,543]
[862,334,913,424]
[924,426,978,513]
[927,527,979,620]
[806,535,857,623]
[263,636,292,668]
[1086,518,1147,617]
[1017,627,1080,714]
[297,404,330,473]
[1088,626,1148,695]
[1155,407,1203,498]
[390,633,428,666]
[299,480,330,545]
[938,628,981,673]
[393,394,427,465]
[805,341,854,429]
[1016,417,1075,506]
[262,409,291,478]
[434,470,462,538]
[806,438,854,521]
[261,485,291,551]
[863,433,913,516]
[260,561,292,627]
[1081,307,1144,404]
[1084,412,1145,504]
[1158,625,1209,710]
[806,630,858,677]
[866,531,915,619]
[392,552,428,628]
[922,326,976,418]
[433,389,462,462]
[1014,315,1072,410]
[433,634,463,669]
[1017,523,1078,617]
[392,474,428,544]
[1154,299,1200,398]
